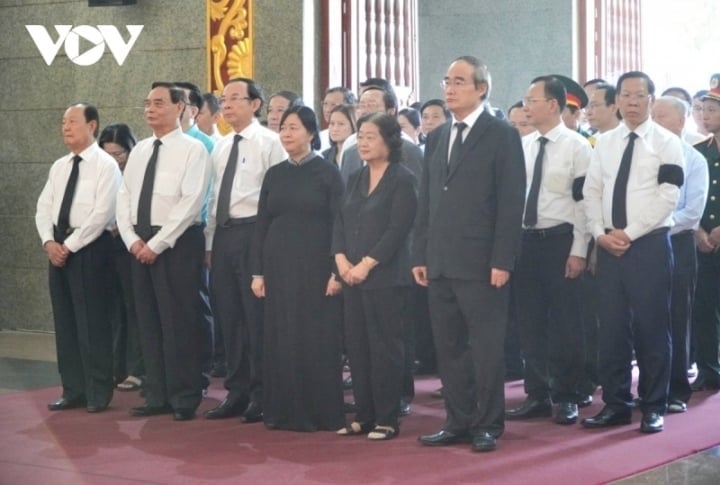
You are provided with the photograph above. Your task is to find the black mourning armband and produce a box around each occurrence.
[657,164,684,188]
[572,176,586,201]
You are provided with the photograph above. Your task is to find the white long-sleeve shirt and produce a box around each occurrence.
[35,142,121,253]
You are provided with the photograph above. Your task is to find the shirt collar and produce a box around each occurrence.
[452,102,485,130]
[531,121,565,144]
[289,151,316,166]
[620,117,652,139]
[153,127,184,144]
[68,142,99,163]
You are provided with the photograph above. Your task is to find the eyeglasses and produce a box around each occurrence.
[219,96,251,105]
[522,97,550,106]
[357,102,382,111]
[618,93,650,102]
[441,78,475,89]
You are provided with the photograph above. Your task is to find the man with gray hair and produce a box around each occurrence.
[650,95,708,413]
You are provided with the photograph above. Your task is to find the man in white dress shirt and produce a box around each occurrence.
[582,72,684,433]
[203,77,285,422]
[505,76,592,426]
[36,103,121,413]
[116,82,211,421]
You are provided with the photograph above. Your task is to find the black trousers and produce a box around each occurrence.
[596,230,672,414]
[401,286,415,403]
[344,285,405,428]
[131,225,205,411]
[410,284,436,372]
[49,231,114,407]
[209,224,263,404]
[668,231,696,403]
[513,231,583,403]
[428,276,507,437]
[692,248,720,384]
[110,236,144,379]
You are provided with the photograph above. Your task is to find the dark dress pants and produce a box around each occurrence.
[343,285,405,428]
[692,248,720,384]
[513,231,583,403]
[668,231,696,403]
[428,276,507,437]
[131,225,205,411]
[596,230,672,414]
[49,231,114,407]
[209,224,263,404]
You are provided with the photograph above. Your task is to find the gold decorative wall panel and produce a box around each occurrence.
[207,0,254,94]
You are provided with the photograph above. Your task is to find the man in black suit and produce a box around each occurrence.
[413,56,526,452]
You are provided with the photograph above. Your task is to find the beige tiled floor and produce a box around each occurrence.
[1,329,718,484]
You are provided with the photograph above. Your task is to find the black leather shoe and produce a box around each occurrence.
[173,408,195,421]
[555,402,578,425]
[505,398,552,420]
[418,430,473,446]
[86,404,109,413]
[204,398,247,419]
[343,376,353,390]
[399,400,411,417]
[240,401,263,423]
[471,432,497,452]
[48,397,86,411]
[667,399,687,413]
[640,412,663,433]
[577,395,593,408]
[581,406,631,428]
[129,404,173,417]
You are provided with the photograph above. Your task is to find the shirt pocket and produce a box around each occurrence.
[73,179,96,206]
[544,161,573,194]
[154,170,182,196]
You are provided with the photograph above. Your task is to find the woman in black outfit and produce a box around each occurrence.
[333,112,417,440]
[251,105,345,431]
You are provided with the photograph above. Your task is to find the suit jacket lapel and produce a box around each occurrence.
[446,110,492,183]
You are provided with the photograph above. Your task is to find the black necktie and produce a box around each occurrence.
[523,136,549,227]
[137,139,162,240]
[448,122,467,167]
[216,134,242,227]
[56,155,82,238]
[612,132,638,229]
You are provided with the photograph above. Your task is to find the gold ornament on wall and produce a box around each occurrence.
[207,0,253,134]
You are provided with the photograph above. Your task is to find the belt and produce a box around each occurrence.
[604,226,669,237]
[523,223,573,239]
[222,216,257,227]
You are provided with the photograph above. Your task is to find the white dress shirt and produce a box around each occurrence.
[522,122,593,257]
[204,120,286,249]
[116,128,211,255]
[583,119,684,241]
[36,142,121,253]
[671,141,709,234]
[447,102,485,159]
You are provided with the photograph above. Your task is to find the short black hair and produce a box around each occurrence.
[150,82,187,104]
[593,83,622,120]
[361,86,398,114]
[398,107,420,129]
[357,112,403,164]
[202,92,220,115]
[616,71,655,96]
[227,77,265,117]
[280,105,321,151]
[98,123,137,153]
[269,90,303,110]
[583,78,607,88]
[693,89,709,101]
[360,78,392,91]
[508,100,524,115]
[531,75,567,111]
[174,81,204,109]
[420,99,450,120]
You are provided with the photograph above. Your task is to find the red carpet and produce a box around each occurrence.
[0,377,718,484]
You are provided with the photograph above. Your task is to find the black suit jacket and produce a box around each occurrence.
[332,163,417,289]
[340,139,423,186]
[412,109,526,280]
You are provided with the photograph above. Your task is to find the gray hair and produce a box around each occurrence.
[656,95,690,117]
[453,55,492,100]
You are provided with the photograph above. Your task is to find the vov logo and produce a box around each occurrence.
[25,25,144,66]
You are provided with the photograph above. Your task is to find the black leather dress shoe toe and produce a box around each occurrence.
[471,432,497,452]
[577,395,593,408]
[505,398,552,420]
[129,404,173,417]
[173,408,195,421]
[343,376,353,390]
[204,398,247,419]
[86,404,109,413]
[240,401,263,423]
[418,430,473,446]
[640,412,664,433]
[581,406,631,428]
[48,397,86,411]
[399,400,411,416]
[554,402,579,425]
